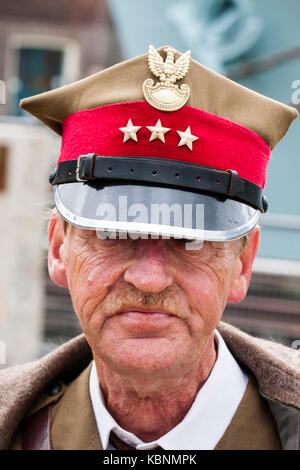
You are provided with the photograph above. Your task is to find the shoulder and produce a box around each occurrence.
[0,334,92,450]
[218,321,300,409]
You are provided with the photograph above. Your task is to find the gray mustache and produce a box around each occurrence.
[103,286,181,316]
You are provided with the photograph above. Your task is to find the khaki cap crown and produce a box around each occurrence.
[20,46,298,150]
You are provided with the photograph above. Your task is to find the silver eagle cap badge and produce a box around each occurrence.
[143,45,191,112]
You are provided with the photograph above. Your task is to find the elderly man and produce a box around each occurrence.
[1,46,299,451]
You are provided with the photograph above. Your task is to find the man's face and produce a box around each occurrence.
[49,214,259,377]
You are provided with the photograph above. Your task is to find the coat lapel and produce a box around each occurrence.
[215,375,282,450]
[50,362,102,450]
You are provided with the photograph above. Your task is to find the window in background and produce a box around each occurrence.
[5,35,80,116]
[14,47,63,116]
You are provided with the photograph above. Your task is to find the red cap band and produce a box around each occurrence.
[59,101,270,188]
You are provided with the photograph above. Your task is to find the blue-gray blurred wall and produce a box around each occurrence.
[108,0,300,261]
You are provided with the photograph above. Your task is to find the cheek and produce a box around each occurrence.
[63,246,128,325]
[176,260,233,333]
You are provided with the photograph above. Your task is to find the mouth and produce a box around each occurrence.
[117,307,172,319]
[113,307,175,327]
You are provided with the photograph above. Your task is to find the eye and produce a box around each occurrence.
[95,230,136,244]
[173,238,205,252]
[172,238,195,249]
[96,230,126,240]
[176,238,194,244]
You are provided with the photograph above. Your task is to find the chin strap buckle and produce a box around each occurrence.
[76,153,98,182]
[226,169,244,196]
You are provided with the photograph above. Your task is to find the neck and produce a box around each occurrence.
[93,334,217,442]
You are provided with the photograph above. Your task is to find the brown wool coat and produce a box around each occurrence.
[0,321,299,450]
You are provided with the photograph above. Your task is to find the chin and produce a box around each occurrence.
[96,337,186,375]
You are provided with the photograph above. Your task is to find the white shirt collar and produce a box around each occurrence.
[89,330,248,450]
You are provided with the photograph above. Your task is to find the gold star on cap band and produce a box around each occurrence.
[147,119,171,143]
[120,119,141,142]
[177,126,199,151]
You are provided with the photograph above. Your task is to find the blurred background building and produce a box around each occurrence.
[0,0,299,367]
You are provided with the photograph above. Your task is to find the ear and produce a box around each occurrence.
[48,209,68,288]
[227,226,260,303]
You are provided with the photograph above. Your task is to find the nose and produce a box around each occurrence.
[123,239,174,293]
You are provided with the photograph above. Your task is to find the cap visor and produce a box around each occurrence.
[54,182,260,242]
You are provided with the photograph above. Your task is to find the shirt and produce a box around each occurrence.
[89,330,248,450]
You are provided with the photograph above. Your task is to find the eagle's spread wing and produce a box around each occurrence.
[174,51,191,80]
[148,45,164,79]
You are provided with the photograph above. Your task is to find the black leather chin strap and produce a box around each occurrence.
[49,154,268,213]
